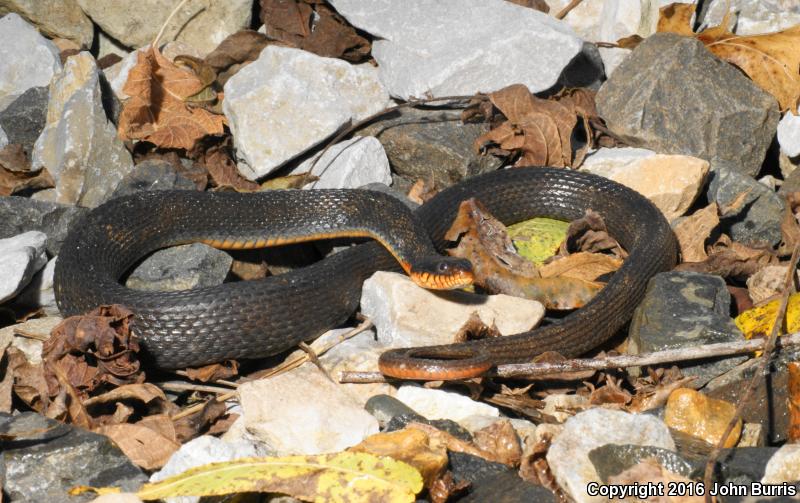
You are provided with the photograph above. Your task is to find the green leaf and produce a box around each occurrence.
[507,217,569,265]
[134,452,422,503]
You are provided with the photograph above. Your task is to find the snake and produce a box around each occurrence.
[53,168,677,379]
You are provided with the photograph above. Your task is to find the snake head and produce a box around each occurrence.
[409,257,474,290]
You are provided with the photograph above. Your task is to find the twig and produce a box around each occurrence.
[156,381,234,394]
[172,370,238,388]
[171,319,373,421]
[337,332,800,383]
[152,0,194,48]
[703,244,800,503]
[308,95,482,187]
[555,0,583,19]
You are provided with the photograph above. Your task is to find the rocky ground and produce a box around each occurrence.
[1,0,800,502]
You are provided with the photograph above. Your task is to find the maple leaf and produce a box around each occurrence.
[118,45,225,150]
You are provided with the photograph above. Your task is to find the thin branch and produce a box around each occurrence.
[338,331,800,383]
[703,244,800,503]
[307,95,482,187]
[157,381,234,394]
[555,0,583,19]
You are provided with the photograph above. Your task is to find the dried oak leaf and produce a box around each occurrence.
[560,209,627,259]
[96,421,180,470]
[657,2,800,112]
[118,45,225,150]
[674,203,719,263]
[0,144,54,196]
[259,0,371,62]
[198,140,259,191]
[173,398,228,442]
[472,419,522,467]
[184,360,239,383]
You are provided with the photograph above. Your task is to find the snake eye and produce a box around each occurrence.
[436,262,451,274]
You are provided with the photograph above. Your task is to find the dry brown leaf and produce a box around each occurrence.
[0,144,54,196]
[96,422,180,470]
[173,398,228,442]
[674,203,719,262]
[656,2,696,36]
[474,84,581,167]
[118,45,225,150]
[676,234,779,279]
[260,173,319,190]
[200,143,259,191]
[539,252,622,281]
[259,0,370,62]
[779,192,800,256]
[184,361,239,382]
[406,422,503,464]
[505,0,549,12]
[560,209,627,258]
[6,347,49,414]
[472,419,522,467]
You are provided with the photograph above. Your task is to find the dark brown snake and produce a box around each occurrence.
[53,168,677,379]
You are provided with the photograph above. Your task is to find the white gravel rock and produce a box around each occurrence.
[361,271,545,348]
[762,443,800,484]
[547,408,675,503]
[703,0,800,35]
[150,435,267,503]
[0,13,61,107]
[224,46,391,180]
[238,364,379,455]
[395,385,500,423]
[14,257,58,315]
[328,0,583,99]
[32,52,134,208]
[778,112,800,158]
[292,136,391,189]
[0,231,48,304]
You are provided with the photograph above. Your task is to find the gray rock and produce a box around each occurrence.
[0,412,147,502]
[0,230,47,303]
[596,33,779,177]
[557,42,606,91]
[0,196,86,256]
[0,0,93,48]
[32,52,135,208]
[0,124,6,148]
[708,167,784,246]
[364,394,418,428]
[111,159,198,198]
[629,271,746,384]
[223,46,391,180]
[360,107,503,189]
[0,13,61,108]
[125,243,232,292]
[0,86,48,156]
[13,256,57,314]
[459,468,558,502]
[589,444,695,482]
[693,447,780,485]
[780,165,800,195]
[329,0,583,99]
[291,136,392,189]
[77,0,252,56]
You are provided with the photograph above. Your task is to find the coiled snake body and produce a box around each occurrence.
[54,168,677,379]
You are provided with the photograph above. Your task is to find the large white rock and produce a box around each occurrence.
[77,0,252,55]
[328,0,583,99]
[703,0,800,35]
[580,148,710,220]
[778,112,800,158]
[292,136,391,189]
[0,231,47,304]
[32,52,134,208]
[0,13,61,107]
[238,364,379,455]
[395,385,500,423]
[224,46,391,180]
[361,271,545,348]
[547,408,675,503]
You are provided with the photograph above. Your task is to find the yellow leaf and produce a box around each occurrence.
[656,2,696,36]
[507,217,570,265]
[127,452,422,502]
[734,292,800,339]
